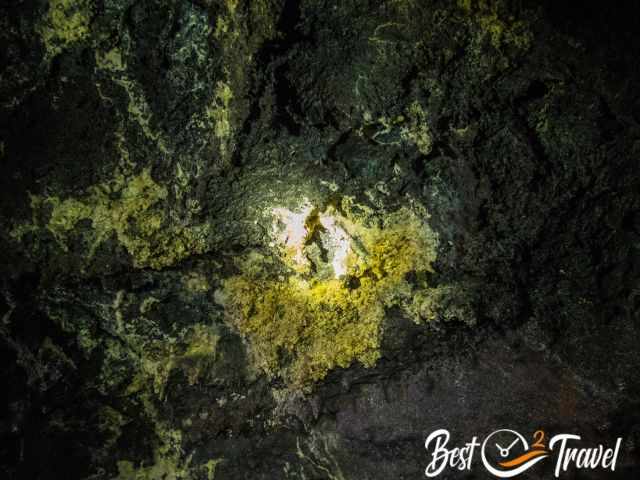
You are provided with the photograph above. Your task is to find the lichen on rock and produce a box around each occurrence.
[221,199,439,388]
[12,168,211,270]
[4,0,636,478]
[458,0,532,52]
[401,101,433,156]
[207,81,235,159]
[39,0,94,60]
[100,298,223,479]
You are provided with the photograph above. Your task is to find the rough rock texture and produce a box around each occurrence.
[1,0,640,478]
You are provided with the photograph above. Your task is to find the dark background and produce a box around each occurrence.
[1,0,639,478]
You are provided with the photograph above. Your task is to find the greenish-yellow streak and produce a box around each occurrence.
[223,205,439,389]
[39,0,93,60]
[13,168,211,270]
[109,321,221,479]
[458,0,532,51]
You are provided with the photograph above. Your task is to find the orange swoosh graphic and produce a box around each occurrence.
[498,449,548,468]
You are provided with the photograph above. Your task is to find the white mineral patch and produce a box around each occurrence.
[319,214,352,278]
[272,201,314,268]
[271,201,354,278]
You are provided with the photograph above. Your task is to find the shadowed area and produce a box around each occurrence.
[0,0,639,478]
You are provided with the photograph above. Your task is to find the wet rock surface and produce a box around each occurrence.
[1,1,639,478]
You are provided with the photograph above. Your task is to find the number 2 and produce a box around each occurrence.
[532,430,546,449]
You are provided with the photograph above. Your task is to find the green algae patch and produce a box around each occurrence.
[97,405,127,450]
[207,81,234,159]
[92,288,223,479]
[123,322,221,398]
[95,46,126,72]
[457,0,532,52]
[113,430,193,480]
[39,0,94,60]
[114,458,184,480]
[203,459,223,480]
[402,102,433,156]
[182,271,211,293]
[222,204,438,388]
[109,390,190,480]
[114,456,222,480]
[112,404,191,480]
[13,168,211,270]
[110,325,221,480]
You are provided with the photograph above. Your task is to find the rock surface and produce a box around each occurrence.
[1,1,639,478]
